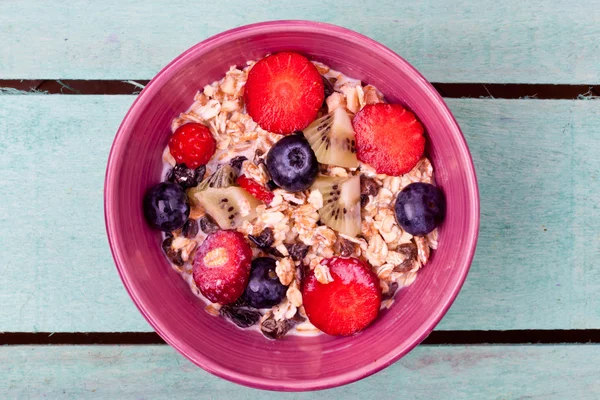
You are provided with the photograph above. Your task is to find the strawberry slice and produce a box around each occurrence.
[237,175,274,204]
[302,257,381,336]
[353,103,425,176]
[244,52,324,134]
[193,230,252,304]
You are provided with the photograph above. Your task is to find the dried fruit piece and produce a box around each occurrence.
[199,214,220,235]
[220,305,261,328]
[182,218,199,238]
[284,242,310,261]
[161,236,184,266]
[168,164,206,189]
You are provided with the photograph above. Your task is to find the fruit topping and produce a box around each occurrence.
[168,163,206,189]
[311,175,361,237]
[237,175,274,204]
[266,134,318,192]
[161,236,184,266]
[261,313,305,340]
[244,52,324,134]
[248,228,284,257]
[168,123,216,169]
[189,186,261,230]
[322,76,335,99]
[303,107,358,168]
[302,257,382,336]
[199,214,220,235]
[181,218,199,239]
[284,242,310,262]
[334,237,356,257]
[143,182,189,232]
[394,182,446,236]
[359,175,379,207]
[195,164,238,192]
[353,103,425,176]
[219,304,262,328]
[242,257,287,308]
[193,230,252,304]
[229,156,247,172]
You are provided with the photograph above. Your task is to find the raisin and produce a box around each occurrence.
[335,238,356,257]
[393,259,414,273]
[169,163,206,189]
[199,215,220,235]
[322,75,334,99]
[397,242,417,260]
[182,218,199,238]
[220,305,262,328]
[229,156,247,172]
[248,228,275,248]
[285,243,310,261]
[360,175,379,200]
[382,282,399,300]
[161,237,184,266]
[260,317,295,340]
[265,180,278,191]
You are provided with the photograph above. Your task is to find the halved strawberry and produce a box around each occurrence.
[237,175,274,204]
[244,52,324,134]
[193,230,252,304]
[353,103,425,176]
[302,257,381,336]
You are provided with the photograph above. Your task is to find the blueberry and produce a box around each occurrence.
[143,182,190,232]
[168,163,206,189]
[394,182,446,236]
[266,134,318,192]
[242,257,287,308]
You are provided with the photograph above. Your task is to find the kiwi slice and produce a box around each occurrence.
[189,186,261,229]
[312,175,361,237]
[196,165,238,191]
[303,107,358,169]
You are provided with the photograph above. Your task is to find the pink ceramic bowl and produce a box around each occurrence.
[105,20,479,391]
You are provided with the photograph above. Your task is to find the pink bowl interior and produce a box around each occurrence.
[105,21,479,391]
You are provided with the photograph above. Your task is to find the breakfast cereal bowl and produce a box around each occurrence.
[104,20,479,391]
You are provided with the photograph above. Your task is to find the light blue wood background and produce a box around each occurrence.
[1,0,599,398]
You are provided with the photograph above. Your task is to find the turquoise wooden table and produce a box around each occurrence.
[1,1,600,398]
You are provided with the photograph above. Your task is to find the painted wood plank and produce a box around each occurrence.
[1,96,599,332]
[0,1,599,83]
[1,344,599,398]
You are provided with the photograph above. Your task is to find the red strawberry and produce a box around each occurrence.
[237,175,274,204]
[244,52,324,134]
[353,103,425,176]
[302,257,381,336]
[169,123,216,169]
[193,230,252,304]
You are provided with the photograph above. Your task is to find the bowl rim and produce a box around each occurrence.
[105,19,480,391]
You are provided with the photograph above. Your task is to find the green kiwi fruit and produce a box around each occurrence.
[303,107,358,169]
[312,175,361,237]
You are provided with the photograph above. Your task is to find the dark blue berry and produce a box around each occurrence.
[242,257,287,308]
[266,134,318,192]
[143,182,190,232]
[394,182,446,236]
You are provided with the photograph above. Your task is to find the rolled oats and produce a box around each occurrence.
[314,263,334,284]
[275,257,294,286]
